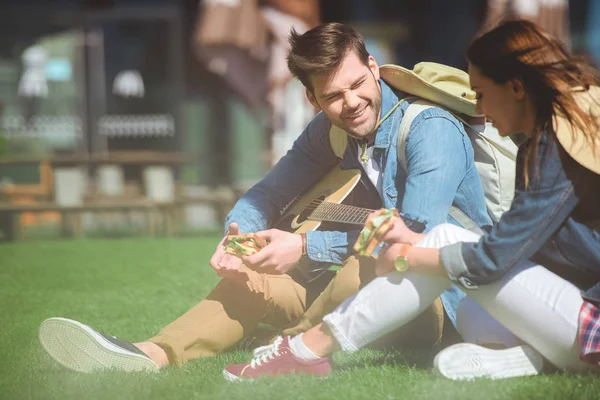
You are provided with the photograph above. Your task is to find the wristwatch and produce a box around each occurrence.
[393,244,412,272]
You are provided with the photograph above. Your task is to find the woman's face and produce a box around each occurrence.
[468,63,529,137]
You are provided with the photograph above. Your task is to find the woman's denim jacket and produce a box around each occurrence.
[226,81,491,324]
[442,132,600,303]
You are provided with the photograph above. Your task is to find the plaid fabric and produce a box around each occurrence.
[579,301,600,364]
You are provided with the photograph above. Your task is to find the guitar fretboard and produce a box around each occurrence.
[307,202,373,226]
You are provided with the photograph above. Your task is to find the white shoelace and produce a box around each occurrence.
[252,336,283,357]
[250,336,284,369]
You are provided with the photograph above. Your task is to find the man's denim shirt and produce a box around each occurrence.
[226,81,492,324]
[441,132,600,304]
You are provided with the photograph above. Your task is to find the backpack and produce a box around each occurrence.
[396,98,518,228]
[329,97,518,230]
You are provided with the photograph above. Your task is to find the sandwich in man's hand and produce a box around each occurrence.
[353,208,399,257]
[224,233,268,258]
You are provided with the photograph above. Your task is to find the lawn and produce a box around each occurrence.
[0,237,598,400]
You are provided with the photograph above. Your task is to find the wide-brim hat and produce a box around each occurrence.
[553,86,600,174]
[379,62,480,117]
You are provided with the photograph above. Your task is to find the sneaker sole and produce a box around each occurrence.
[222,369,254,383]
[39,317,159,373]
[221,368,329,383]
[434,343,543,381]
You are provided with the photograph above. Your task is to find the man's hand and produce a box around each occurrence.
[242,229,303,275]
[209,223,245,281]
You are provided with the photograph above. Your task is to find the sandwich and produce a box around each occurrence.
[353,208,399,257]
[224,233,268,258]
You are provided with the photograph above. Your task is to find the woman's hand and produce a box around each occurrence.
[375,242,405,276]
[365,210,424,246]
[378,240,448,278]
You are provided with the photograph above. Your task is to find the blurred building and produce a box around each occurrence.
[0,0,597,192]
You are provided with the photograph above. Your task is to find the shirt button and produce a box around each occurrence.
[459,277,479,290]
[317,253,322,258]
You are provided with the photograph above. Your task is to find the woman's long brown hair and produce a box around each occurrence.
[467,19,600,187]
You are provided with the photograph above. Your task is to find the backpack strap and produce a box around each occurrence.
[397,99,484,235]
[448,206,484,235]
[396,98,431,172]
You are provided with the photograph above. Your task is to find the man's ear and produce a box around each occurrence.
[368,55,380,81]
[510,78,525,100]
[306,88,320,109]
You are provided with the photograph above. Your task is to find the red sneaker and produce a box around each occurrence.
[223,336,331,381]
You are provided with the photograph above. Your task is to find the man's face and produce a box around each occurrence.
[307,51,382,140]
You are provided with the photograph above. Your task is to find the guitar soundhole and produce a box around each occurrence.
[296,195,326,225]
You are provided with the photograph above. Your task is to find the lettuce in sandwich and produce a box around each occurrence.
[353,208,399,257]
[224,233,268,258]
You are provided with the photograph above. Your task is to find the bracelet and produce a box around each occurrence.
[300,232,308,257]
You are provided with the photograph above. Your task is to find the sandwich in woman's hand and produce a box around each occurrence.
[353,208,399,257]
[224,233,268,258]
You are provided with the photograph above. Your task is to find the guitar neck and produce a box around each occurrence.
[307,202,373,226]
[305,201,427,233]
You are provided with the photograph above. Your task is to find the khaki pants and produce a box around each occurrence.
[149,256,444,365]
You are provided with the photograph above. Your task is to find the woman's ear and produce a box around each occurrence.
[511,78,526,100]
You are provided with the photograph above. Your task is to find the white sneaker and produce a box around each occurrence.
[39,317,159,373]
[433,343,544,380]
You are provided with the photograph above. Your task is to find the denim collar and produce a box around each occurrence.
[373,80,401,149]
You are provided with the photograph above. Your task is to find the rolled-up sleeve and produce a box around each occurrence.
[440,242,470,282]
[305,229,360,265]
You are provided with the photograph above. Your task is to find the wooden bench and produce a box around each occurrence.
[0,192,237,241]
[0,201,165,241]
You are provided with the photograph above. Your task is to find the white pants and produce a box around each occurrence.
[456,297,521,348]
[323,224,594,372]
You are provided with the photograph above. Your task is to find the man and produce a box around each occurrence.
[39,23,490,373]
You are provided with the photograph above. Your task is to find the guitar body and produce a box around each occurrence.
[274,165,363,234]
[272,164,425,285]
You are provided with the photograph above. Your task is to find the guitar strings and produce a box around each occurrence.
[289,195,373,221]
[300,199,372,215]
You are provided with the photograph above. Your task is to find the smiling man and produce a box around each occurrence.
[39,23,490,373]
[306,51,382,139]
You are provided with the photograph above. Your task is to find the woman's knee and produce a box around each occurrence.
[417,223,479,249]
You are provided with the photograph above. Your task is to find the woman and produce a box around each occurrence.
[223,20,600,381]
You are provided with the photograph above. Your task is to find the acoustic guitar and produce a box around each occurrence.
[274,164,426,235]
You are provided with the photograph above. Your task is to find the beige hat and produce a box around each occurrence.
[553,86,600,174]
[380,62,480,117]
[381,62,600,174]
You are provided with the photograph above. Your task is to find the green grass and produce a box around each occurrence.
[0,237,599,400]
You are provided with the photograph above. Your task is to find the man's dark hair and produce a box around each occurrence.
[287,23,370,92]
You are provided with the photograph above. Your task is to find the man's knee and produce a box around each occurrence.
[330,256,376,303]
[329,259,361,304]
